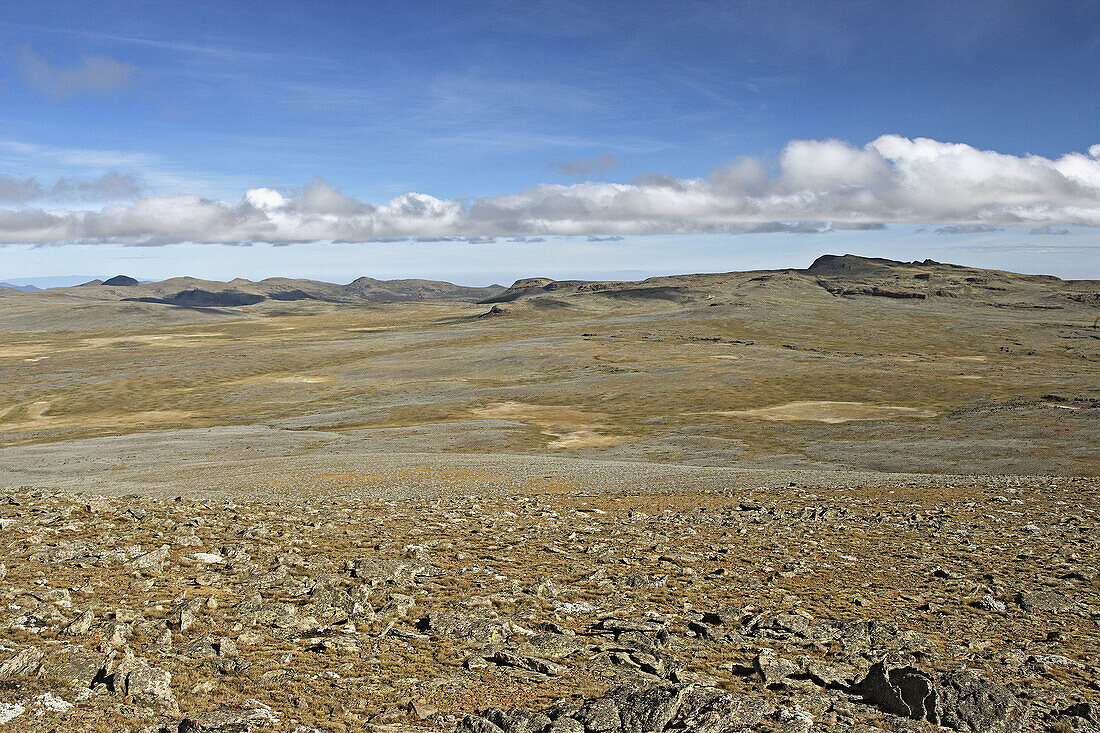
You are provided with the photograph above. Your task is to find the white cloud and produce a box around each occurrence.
[2,136,1099,245]
[779,138,890,190]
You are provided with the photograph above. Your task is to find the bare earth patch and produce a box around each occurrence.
[0,343,48,359]
[269,375,333,384]
[473,401,622,449]
[81,333,226,349]
[710,400,937,423]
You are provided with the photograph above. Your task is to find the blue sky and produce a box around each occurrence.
[2,0,1099,283]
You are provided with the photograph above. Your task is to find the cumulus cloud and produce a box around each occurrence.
[0,172,143,203]
[2,135,1100,245]
[18,47,135,100]
[553,155,620,178]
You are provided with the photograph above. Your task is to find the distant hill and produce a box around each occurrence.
[0,282,40,292]
[477,253,1094,311]
[102,275,141,287]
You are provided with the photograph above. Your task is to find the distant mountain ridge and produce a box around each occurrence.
[0,274,507,307]
[3,256,1097,311]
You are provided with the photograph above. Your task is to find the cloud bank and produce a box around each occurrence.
[1,136,1099,245]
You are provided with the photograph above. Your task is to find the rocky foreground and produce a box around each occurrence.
[0,476,1097,732]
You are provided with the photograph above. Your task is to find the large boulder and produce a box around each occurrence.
[859,660,1027,732]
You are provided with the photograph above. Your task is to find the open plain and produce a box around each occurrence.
[1,255,1098,732]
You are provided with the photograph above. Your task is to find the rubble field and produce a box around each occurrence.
[1,474,1097,732]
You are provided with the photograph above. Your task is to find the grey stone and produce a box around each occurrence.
[64,608,95,635]
[125,662,174,703]
[1016,590,1074,612]
[45,647,103,687]
[128,544,171,573]
[754,650,799,684]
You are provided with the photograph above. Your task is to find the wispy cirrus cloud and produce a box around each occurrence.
[1,135,1099,245]
[17,47,135,100]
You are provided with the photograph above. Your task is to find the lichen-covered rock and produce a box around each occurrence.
[423,610,511,644]
[0,646,43,677]
[124,661,174,704]
[934,669,1028,733]
[1015,590,1074,613]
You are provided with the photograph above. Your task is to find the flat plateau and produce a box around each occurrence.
[0,255,1097,732]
